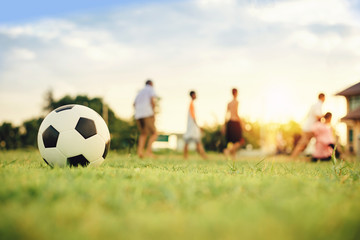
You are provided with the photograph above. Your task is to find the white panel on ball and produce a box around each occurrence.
[42,107,81,133]
[81,135,106,162]
[41,148,67,167]
[56,130,86,157]
[89,157,105,167]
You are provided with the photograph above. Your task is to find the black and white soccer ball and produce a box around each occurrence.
[37,104,110,167]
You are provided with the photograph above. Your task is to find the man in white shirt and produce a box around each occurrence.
[134,80,158,158]
[291,93,325,158]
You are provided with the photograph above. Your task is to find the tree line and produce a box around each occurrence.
[0,91,302,153]
[0,91,138,151]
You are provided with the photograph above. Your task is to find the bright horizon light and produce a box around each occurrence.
[0,0,359,146]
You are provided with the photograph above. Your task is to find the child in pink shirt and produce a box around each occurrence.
[311,112,339,162]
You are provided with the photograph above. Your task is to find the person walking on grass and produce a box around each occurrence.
[291,93,325,158]
[134,79,158,158]
[183,91,207,160]
[222,88,244,160]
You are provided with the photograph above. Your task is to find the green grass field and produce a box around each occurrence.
[1,150,360,240]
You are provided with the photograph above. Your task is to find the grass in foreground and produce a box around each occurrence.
[0,149,360,240]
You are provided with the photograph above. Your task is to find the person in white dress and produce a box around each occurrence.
[183,91,207,159]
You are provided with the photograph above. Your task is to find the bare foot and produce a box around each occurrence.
[138,153,144,159]
[144,153,157,159]
[224,148,230,158]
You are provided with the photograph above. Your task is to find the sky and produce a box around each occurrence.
[1,0,360,143]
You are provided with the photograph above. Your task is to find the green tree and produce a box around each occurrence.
[242,120,261,149]
[43,91,138,152]
[201,119,262,152]
[110,118,138,152]
[202,125,226,152]
[0,122,21,149]
[278,120,302,153]
[20,118,43,148]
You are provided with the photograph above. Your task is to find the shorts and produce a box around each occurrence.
[184,137,201,144]
[136,116,156,135]
[226,120,243,144]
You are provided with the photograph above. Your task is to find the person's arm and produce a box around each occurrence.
[239,117,244,130]
[315,103,323,121]
[224,103,230,123]
[311,122,319,137]
[221,104,230,134]
[151,97,156,112]
[234,101,240,121]
[149,87,158,113]
[190,101,197,125]
[133,94,138,108]
[316,115,323,121]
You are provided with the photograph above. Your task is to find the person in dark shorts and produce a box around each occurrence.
[222,88,244,159]
[226,120,243,144]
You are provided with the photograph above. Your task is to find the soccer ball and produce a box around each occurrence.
[37,104,110,167]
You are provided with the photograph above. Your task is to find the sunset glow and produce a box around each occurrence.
[0,0,359,146]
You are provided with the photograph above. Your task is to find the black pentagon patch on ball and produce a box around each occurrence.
[67,155,90,167]
[75,117,97,139]
[103,140,110,159]
[42,125,59,148]
[55,104,75,113]
[42,158,53,168]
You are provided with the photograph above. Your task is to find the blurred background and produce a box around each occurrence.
[1,0,359,154]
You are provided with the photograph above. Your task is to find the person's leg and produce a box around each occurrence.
[144,116,157,158]
[291,143,305,157]
[136,118,146,158]
[224,146,230,158]
[224,122,231,158]
[196,142,207,159]
[230,142,241,159]
[291,132,312,158]
[137,133,147,158]
[184,143,189,159]
[145,132,157,157]
[224,121,243,160]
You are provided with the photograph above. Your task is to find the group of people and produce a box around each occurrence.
[291,93,340,161]
[133,80,339,161]
[133,80,244,159]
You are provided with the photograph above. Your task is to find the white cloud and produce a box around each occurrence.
[196,0,236,7]
[287,29,360,55]
[0,0,359,136]
[0,19,75,40]
[247,0,357,26]
[287,30,342,52]
[345,35,360,55]
[59,31,137,62]
[10,48,37,60]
